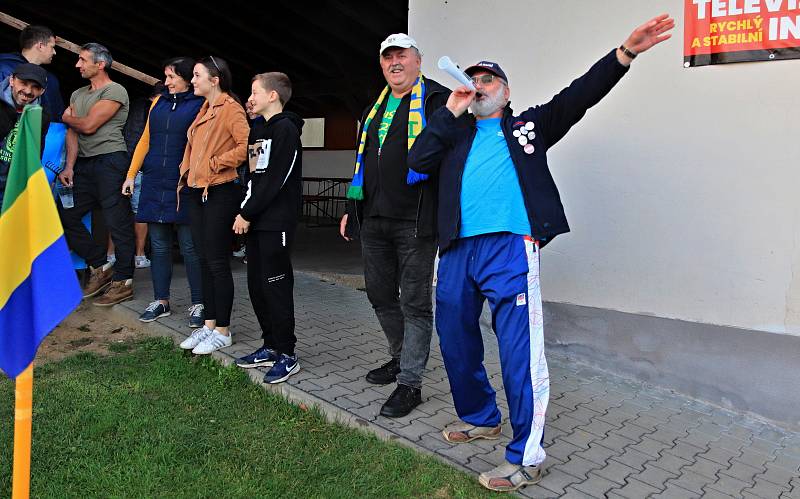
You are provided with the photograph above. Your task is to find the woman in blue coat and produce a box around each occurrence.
[122,57,205,326]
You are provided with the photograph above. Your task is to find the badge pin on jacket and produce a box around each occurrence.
[517,121,535,154]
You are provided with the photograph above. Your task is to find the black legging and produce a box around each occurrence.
[186,182,241,328]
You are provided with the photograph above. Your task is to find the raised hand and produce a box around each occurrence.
[624,14,675,55]
[446,85,476,118]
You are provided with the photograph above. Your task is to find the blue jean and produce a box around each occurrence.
[131,172,142,214]
[148,223,202,304]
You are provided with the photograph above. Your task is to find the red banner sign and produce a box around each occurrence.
[684,0,800,66]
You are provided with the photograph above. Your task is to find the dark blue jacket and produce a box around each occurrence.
[408,49,629,253]
[136,89,203,224]
[0,53,65,121]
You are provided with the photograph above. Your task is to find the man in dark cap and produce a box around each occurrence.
[408,14,674,492]
[0,63,51,207]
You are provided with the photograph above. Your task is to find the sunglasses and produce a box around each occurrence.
[470,74,501,86]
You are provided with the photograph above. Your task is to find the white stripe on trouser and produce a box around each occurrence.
[522,237,549,465]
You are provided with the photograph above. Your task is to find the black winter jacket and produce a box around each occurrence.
[344,77,451,239]
[240,111,304,232]
[408,49,629,253]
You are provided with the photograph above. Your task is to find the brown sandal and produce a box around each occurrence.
[441,421,501,443]
[478,460,543,491]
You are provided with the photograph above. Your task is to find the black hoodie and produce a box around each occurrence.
[240,111,304,232]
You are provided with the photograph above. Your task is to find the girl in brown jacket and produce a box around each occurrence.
[178,56,249,355]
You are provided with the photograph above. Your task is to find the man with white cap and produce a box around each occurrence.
[408,14,674,492]
[340,34,451,417]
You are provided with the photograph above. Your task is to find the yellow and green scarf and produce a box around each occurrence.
[347,73,428,201]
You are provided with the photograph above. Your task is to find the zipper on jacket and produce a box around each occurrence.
[192,106,215,188]
[158,106,173,223]
[414,188,423,237]
[451,125,479,242]
[354,199,362,231]
[412,88,444,238]
[501,112,539,237]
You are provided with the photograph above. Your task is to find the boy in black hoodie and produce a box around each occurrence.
[233,72,304,384]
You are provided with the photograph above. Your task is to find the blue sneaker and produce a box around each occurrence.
[235,346,279,368]
[188,304,205,329]
[139,301,171,322]
[263,354,299,384]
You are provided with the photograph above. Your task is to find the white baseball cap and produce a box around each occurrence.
[379,33,423,56]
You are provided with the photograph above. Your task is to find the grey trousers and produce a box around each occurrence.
[360,217,436,389]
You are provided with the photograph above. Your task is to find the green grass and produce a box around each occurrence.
[0,338,491,498]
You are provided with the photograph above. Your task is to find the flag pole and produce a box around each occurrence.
[12,363,33,499]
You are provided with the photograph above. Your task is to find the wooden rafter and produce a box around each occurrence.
[0,10,159,86]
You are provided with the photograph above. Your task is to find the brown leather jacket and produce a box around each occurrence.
[178,93,249,195]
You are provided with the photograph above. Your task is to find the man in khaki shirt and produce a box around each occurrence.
[57,43,134,306]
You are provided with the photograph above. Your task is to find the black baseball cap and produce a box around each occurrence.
[464,61,508,84]
[12,63,47,88]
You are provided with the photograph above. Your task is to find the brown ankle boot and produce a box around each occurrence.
[83,265,113,298]
[93,279,133,307]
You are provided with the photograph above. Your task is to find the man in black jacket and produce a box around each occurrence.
[233,72,304,385]
[339,34,450,417]
[407,14,674,492]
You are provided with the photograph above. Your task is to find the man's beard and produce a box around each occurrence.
[471,86,506,117]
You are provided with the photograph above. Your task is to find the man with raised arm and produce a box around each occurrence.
[408,15,675,492]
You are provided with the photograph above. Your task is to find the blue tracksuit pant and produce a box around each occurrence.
[436,232,549,466]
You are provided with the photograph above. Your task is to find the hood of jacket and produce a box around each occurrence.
[263,111,304,135]
[0,53,26,68]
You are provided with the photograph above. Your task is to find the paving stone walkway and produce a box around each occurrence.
[116,268,800,498]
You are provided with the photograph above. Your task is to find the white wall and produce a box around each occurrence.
[303,150,355,178]
[410,0,800,335]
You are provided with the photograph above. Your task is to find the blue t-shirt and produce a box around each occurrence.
[459,118,531,238]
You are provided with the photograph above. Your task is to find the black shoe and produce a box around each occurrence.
[366,358,401,385]
[380,384,422,418]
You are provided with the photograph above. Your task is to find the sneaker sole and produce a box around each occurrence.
[82,281,112,298]
[192,342,233,355]
[365,375,398,385]
[235,360,277,368]
[265,363,300,384]
[139,311,171,323]
[93,294,134,307]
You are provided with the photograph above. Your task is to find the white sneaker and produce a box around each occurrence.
[180,325,212,350]
[232,246,246,258]
[107,253,116,265]
[135,255,151,268]
[192,330,233,355]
